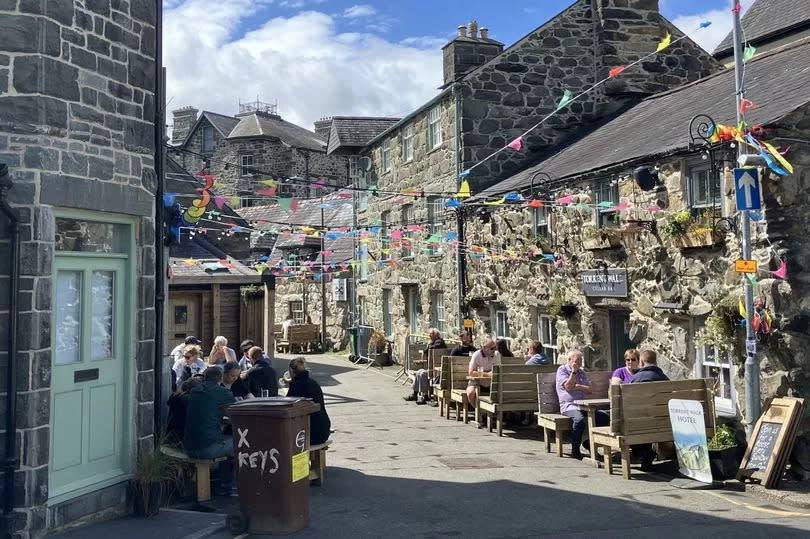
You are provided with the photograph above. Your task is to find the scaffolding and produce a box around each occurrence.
[238,97,278,116]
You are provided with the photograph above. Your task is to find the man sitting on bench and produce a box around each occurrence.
[404,328,446,406]
[450,331,476,357]
[556,350,609,459]
[631,350,669,470]
[184,367,236,496]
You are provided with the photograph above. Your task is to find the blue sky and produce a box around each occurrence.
[163,0,750,130]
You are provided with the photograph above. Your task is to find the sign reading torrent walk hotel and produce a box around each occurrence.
[581,269,628,298]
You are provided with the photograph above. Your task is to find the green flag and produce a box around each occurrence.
[556,89,573,111]
[743,44,756,62]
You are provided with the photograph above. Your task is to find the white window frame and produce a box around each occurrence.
[359,246,369,282]
[495,309,510,342]
[240,154,254,177]
[687,162,721,209]
[694,322,737,416]
[533,206,549,238]
[537,313,559,363]
[427,106,442,150]
[426,196,442,255]
[357,296,366,326]
[381,139,392,173]
[430,291,445,333]
[594,179,620,229]
[401,204,413,258]
[402,125,414,163]
[382,289,393,338]
[202,125,214,153]
[380,210,391,261]
[289,300,305,324]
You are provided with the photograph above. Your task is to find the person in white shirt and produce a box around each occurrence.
[466,339,499,406]
[208,335,237,365]
[172,345,206,383]
[171,336,202,364]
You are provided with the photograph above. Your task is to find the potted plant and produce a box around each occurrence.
[582,225,622,250]
[662,210,721,249]
[367,329,391,366]
[708,424,740,480]
[547,290,577,319]
[697,297,740,361]
[131,446,186,517]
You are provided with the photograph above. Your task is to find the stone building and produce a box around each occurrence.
[168,101,350,202]
[464,38,810,424]
[0,1,159,536]
[358,0,720,357]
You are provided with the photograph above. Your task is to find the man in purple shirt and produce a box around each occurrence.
[556,350,609,459]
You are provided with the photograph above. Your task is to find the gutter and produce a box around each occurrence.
[0,163,20,531]
[153,0,166,444]
[453,83,467,328]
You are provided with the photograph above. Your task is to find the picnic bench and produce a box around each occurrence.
[432,356,470,417]
[476,364,558,436]
[536,370,611,457]
[276,324,320,353]
[308,439,332,486]
[160,445,226,503]
[590,378,716,479]
[448,357,474,423]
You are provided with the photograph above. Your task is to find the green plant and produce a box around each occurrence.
[708,424,737,450]
[132,443,188,517]
[368,329,388,354]
[582,225,598,239]
[240,285,264,300]
[660,210,692,237]
[546,290,574,319]
[697,296,740,358]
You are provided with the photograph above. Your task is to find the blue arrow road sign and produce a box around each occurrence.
[734,168,761,211]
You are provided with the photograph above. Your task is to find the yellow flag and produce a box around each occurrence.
[738,298,746,318]
[656,33,671,52]
[229,196,241,207]
[761,140,794,175]
[262,179,277,187]
[484,196,505,206]
[456,180,471,198]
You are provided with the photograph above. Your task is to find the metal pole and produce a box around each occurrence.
[351,161,360,360]
[732,0,760,436]
[320,200,327,352]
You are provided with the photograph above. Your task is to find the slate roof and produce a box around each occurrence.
[203,111,240,138]
[714,0,810,57]
[169,256,261,285]
[228,113,326,151]
[326,117,401,155]
[474,38,810,200]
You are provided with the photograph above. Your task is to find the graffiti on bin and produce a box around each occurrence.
[237,428,280,475]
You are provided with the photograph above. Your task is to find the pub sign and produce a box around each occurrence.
[582,269,628,298]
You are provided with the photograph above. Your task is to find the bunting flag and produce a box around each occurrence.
[278,198,297,213]
[739,98,757,115]
[699,21,712,28]
[760,139,794,175]
[656,33,672,52]
[745,135,789,176]
[738,298,747,318]
[229,196,241,207]
[256,187,277,197]
[555,89,573,111]
[608,66,625,78]
[504,192,523,202]
[749,211,763,221]
[456,180,471,198]
[459,169,471,179]
[557,194,574,205]
[507,137,523,151]
[163,193,176,207]
[443,199,461,208]
[314,177,326,189]
[484,196,506,206]
[214,195,226,209]
[616,201,630,211]
[743,44,756,62]
[262,179,277,187]
[772,259,787,279]
[597,201,614,207]
[746,273,758,285]
[527,198,544,208]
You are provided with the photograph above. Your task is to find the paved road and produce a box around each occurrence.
[209,355,810,538]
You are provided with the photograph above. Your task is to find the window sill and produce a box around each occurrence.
[400,256,414,261]
[426,145,442,155]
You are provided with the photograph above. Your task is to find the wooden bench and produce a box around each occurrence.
[432,356,469,417]
[591,378,716,479]
[476,364,558,436]
[308,439,332,486]
[448,357,474,423]
[160,445,227,503]
[276,324,321,353]
[536,370,611,457]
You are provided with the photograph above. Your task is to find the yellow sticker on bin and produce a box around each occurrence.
[292,451,309,482]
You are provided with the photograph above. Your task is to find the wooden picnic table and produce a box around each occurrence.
[574,398,611,467]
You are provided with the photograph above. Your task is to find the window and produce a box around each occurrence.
[289,300,305,324]
[533,206,549,238]
[240,155,254,177]
[359,246,369,282]
[695,322,737,415]
[349,156,363,182]
[402,125,414,163]
[277,181,294,197]
[594,179,620,229]
[357,296,366,326]
[404,286,419,333]
[382,289,393,338]
[537,314,558,363]
[202,126,214,153]
[495,309,510,341]
[426,197,442,255]
[427,106,442,150]
[381,139,391,173]
[401,204,413,258]
[430,291,445,333]
[688,163,721,209]
[380,210,391,260]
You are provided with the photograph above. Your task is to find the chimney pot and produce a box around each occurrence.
[468,20,478,39]
[457,25,467,38]
[480,27,489,40]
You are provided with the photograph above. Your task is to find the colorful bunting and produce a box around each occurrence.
[739,98,757,115]
[444,199,461,208]
[507,137,523,151]
[278,198,298,213]
[608,66,625,78]
[229,196,241,207]
[556,89,573,111]
[557,195,574,206]
[456,180,471,198]
[772,259,787,279]
[743,44,756,62]
[163,193,176,207]
[527,198,544,208]
[459,169,471,179]
[484,196,506,206]
[214,195,226,209]
[699,21,712,29]
[504,192,523,202]
[656,33,672,52]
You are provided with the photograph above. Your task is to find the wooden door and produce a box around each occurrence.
[169,293,201,342]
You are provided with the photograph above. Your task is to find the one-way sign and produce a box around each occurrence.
[734,168,761,211]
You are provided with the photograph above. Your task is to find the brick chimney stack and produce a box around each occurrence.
[442,21,504,87]
[171,106,198,145]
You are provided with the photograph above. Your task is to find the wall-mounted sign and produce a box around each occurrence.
[463,319,474,328]
[735,259,757,273]
[582,269,628,298]
[332,278,347,301]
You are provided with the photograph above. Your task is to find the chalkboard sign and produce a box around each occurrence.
[746,422,780,471]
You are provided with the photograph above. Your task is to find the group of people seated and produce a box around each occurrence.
[165,335,331,496]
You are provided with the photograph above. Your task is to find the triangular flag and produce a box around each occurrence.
[656,33,671,52]
[609,66,625,78]
[760,139,794,175]
[229,196,241,207]
[262,179,277,187]
[738,298,746,318]
[162,193,176,207]
[443,199,461,208]
[213,195,226,209]
[557,195,574,205]
[616,201,629,211]
[484,196,506,206]
[743,44,756,62]
[555,89,573,111]
[456,180,471,198]
[699,21,712,29]
[772,259,787,279]
[528,198,543,208]
[507,137,523,151]
[747,273,758,285]
[739,98,757,115]
[597,201,614,207]
[459,169,471,179]
[278,198,293,213]
[504,192,522,201]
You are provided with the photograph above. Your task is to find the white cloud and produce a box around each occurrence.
[343,4,377,18]
[670,0,755,53]
[163,1,444,131]
[279,0,327,8]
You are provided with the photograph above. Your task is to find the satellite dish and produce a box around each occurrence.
[358,156,372,172]
[633,166,658,191]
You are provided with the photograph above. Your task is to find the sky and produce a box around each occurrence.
[163,0,755,131]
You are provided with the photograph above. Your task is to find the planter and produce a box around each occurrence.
[673,229,721,249]
[583,230,622,250]
[560,304,578,318]
[369,351,391,366]
[709,447,740,480]
[132,480,162,517]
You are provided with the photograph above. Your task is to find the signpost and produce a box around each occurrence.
[463,319,474,329]
[734,168,761,211]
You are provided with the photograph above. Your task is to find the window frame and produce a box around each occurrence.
[429,291,445,333]
[593,179,620,229]
[426,196,442,255]
[401,125,414,163]
[289,300,305,324]
[686,161,721,210]
[694,319,738,416]
[382,289,393,338]
[202,125,214,153]
[494,309,510,342]
[401,204,413,259]
[240,154,254,177]
[533,206,550,238]
[381,139,392,173]
[380,210,391,260]
[537,313,558,363]
[427,106,442,150]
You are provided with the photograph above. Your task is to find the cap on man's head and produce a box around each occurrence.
[184,336,202,345]
[240,339,254,351]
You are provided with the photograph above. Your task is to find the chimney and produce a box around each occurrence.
[442,21,504,86]
[314,117,333,142]
[171,106,198,145]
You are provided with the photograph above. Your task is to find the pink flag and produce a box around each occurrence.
[772,259,787,279]
[507,137,523,151]
[391,230,403,240]
[609,66,625,78]
[314,177,326,189]
[214,195,226,209]
[616,201,629,211]
[557,195,574,206]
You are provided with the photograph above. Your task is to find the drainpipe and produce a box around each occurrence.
[153,0,166,444]
[453,83,467,329]
[1,163,21,530]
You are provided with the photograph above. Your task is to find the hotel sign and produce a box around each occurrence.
[582,269,628,298]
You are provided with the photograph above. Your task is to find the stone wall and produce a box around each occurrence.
[0,0,157,536]
[274,276,352,350]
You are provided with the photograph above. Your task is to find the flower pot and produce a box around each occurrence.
[709,447,740,480]
[583,231,622,250]
[132,480,163,517]
[673,229,720,249]
[369,351,391,366]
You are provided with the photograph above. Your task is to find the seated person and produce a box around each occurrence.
[556,350,609,459]
[404,328,446,406]
[525,340,550,365]
[449,332,476,356]
[172,345,206,383]
[281,316,295,340]
[631,350,669,470]
[183,368,236,496]
[238,339,271,371]
[242,346,279,397]
[208,335,237,366]
[611,349,640,384]
[222,361,249,399]
[166,377,202,444]
[494,338,514,362]
[466,339,499,407]
[286,357,331,445]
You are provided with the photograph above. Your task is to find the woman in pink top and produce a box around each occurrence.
[466,339,499,407]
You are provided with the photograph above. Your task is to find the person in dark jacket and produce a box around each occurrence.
[286,357,331,445]
[166,377,202,444]
[243,346,278,397]
[449,331,477,357]
[631,350,670,470]
[222,361,249,399]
